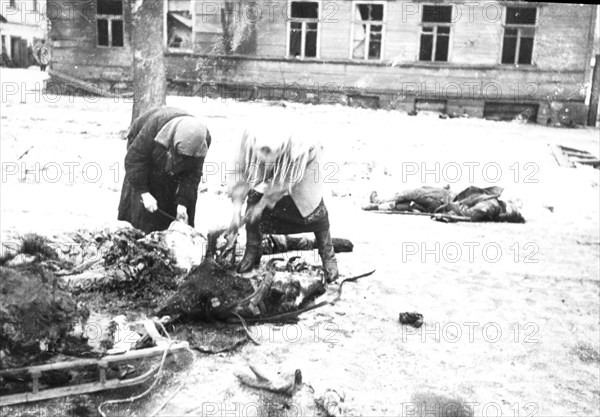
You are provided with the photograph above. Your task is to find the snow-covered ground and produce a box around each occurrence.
[1,68,599,416]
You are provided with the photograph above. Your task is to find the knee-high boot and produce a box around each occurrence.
[237,222,263,273]
[314,229,339,283]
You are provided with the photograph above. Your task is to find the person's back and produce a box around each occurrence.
[38,41,50,71]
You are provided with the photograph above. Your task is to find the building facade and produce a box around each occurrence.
[0,0,47,67]
[48,0,598,124]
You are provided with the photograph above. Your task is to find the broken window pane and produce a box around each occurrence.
[505,7,537,25]
[518,36,534,64]
[419,33,433,61]
[291,2,318,19]
[97,0,122,15]
[167,0,192,50]
[168,12,193,49]
[111,20,123,46]
[422,5,452,23]
[353,22,366,59]
[97,19,109,46]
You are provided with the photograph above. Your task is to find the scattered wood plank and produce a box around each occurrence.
[549,144,575,168]
[48,70,133,99]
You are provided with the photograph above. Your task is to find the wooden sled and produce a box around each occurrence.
[0,341,189,406]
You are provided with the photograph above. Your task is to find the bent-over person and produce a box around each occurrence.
[118,106,211,234]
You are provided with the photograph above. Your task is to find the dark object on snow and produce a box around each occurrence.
[157,258,327,324]
[444,186,524,223]
[0,266,91,370]
[156,258,255,322]
[235,364,303,396]
[364,185,524,223]
[398,312,424,328]
[262,234,353,255]
[118,106,212,234]
[366,186,453,213]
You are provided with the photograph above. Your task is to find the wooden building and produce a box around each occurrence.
[1,0,47,67]
[48,0,598,124]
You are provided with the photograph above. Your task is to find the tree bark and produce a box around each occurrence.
[131,0,167,122]
[587,54,600,127]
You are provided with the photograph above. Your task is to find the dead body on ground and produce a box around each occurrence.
[362,185,525,223]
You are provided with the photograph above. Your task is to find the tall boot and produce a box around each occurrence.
[314,229,339,283]
[237,222,263,273]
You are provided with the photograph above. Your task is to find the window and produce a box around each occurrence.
[351,3,385,60]
[288,1,319,58]
[97,0,124,47]
[501,6,536,65]
[419,5,452,62]
[167,0,193,51]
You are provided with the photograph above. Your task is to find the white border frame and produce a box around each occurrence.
[349,1,387,61]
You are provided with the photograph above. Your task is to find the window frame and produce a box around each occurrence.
[286,0,322,59]
[500,6,538,66]
[349,1,387,61]
[96,0,125,48]
[164,0,195,53]
[418,4,454,63]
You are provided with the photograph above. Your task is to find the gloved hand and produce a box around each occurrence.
[141,192,158,212]
[176,205,189,224]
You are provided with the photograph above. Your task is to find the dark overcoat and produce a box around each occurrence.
[117,107,211,233]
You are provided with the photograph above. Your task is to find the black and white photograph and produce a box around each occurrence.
[0,0,599,415]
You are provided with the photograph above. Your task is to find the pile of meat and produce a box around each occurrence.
[158,257,328,324]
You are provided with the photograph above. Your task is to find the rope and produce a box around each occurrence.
[98,322,180,417]
[148,344,197,417]
[231,312,261,345]
[98,342,173,417]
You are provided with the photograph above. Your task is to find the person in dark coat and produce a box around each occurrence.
[118,107,212,234]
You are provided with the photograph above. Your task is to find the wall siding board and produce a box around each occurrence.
[47,0,596,123]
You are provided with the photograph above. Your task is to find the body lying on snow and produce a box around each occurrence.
[363,185,525,223]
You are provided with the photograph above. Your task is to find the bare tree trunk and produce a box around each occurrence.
[588,54,600,127]
[131,0,167,122]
